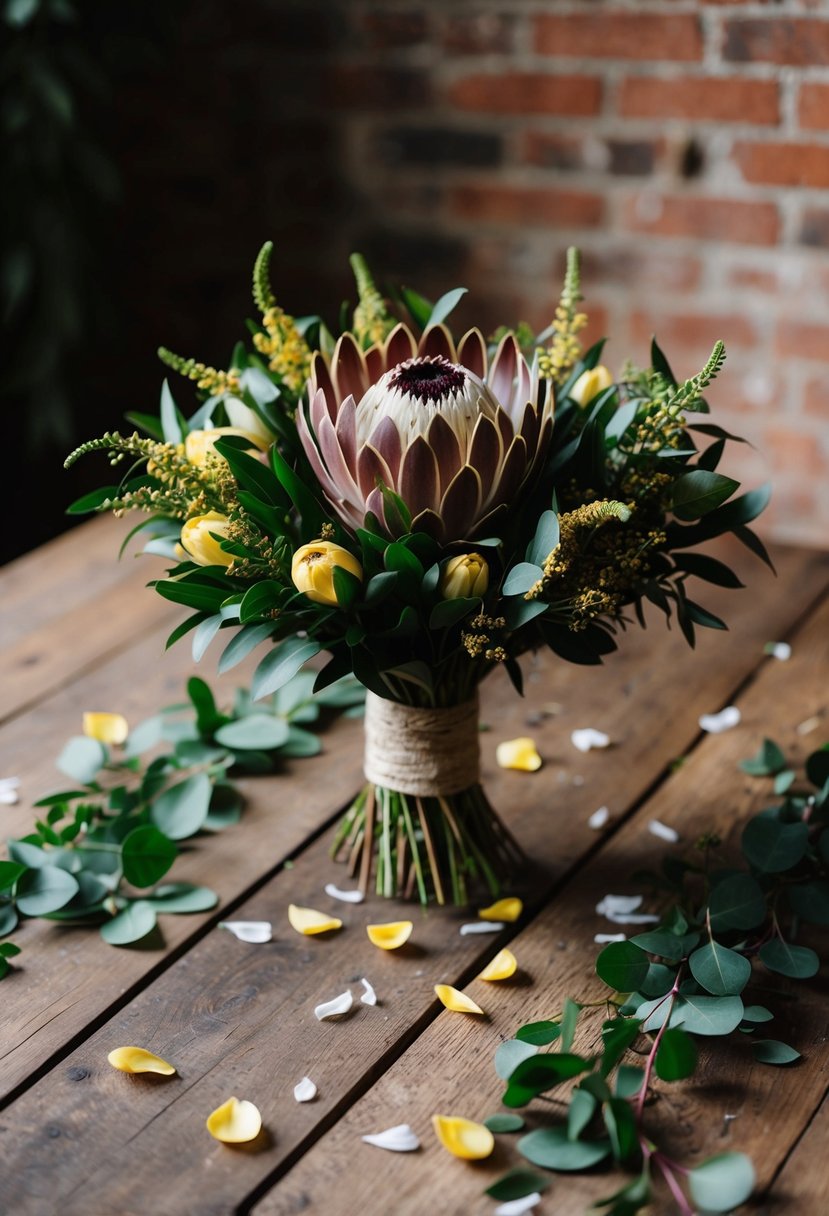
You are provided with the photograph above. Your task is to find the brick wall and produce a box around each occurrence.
[271,0,829,548]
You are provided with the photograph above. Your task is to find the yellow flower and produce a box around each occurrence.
[570,365,613,406]
[180,512,234,567]
[291,541,362,606]
[184,427,268,467]
[83,712,129,745]
[439,553,489,600]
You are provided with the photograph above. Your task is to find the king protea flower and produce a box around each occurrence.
[297,324,553,543]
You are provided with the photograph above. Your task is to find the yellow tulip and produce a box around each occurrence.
[432,1114,494,1159]
[291,541,362,606]
[83,712,129,746]
[438,553,489,600]
[570,364,613,406]
[184,427,268,467]
[180,512,234,567]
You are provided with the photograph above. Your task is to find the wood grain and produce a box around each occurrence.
[1,548,825,1215]
[755,1092,829,1213]
[256,593,829,1216]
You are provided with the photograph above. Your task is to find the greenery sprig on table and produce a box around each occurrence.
[485,735,829,1214]
[0,670,364,972]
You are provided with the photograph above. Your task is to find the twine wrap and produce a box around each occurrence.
[363,691,480,797]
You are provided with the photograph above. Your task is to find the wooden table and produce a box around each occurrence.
[1,517,827,1216]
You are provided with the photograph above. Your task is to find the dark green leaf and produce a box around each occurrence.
[0,861,26,891]
[600,1018,641,1077]
[485,1169,549,1202]
[505,1053,591,1104]
[806,747,829,791]
[630,931,695,962]
[503,562,543,596]
[671,471,738,520]
[596,941,650,993]
[750,1039,801,1065]
[689,941,751,996]
[603,1096,639,1164]
[708,874,766,932]
[121,825,177,888]
[655,1027,697,1080]
[252,638,321,700]
[759,939,819,979]
[567,1087,597,1140]
[428,597,479,630]
[741,817,808,873]
[518,1127,611,1171]
[787,881,829,925]
[740,738,787,776]
[515,1020,561,1046]
[673,553,744,589]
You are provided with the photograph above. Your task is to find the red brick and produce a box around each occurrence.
[624,193,779,246]
[582,248,702,293]
[803,377,829,417]
[724,19,829,66]
[735,140,829,188]
[441,14,517,55]
[450,185,604,228]
[777,321,829,362]
[619,76,778,124]
[535,13,703,61]
[523,131,660,175]
[448,73,601,116]
[727,265,779,293]
[799,207,829,249]
[799,84,829,131]
[631,309,758,354]
[762,425,826,477]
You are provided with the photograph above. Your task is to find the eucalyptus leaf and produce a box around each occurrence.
[708,874,766,932]
[484,1114,526,1135]
[518,1127,611,1171]
[677,994,744,1036]
[252,638,321,700]
[121,825,177,888]
[750,1039,801,1065]
[495,1038,538,1080]
[596,941,650,992]
[16,866,79,916]
[150,773,212,840]
[758,938,819,979]
[688,1152,755,1213]
[515,1020,561,1046]
[741,817,809,874]
[100,900,158,946]
[689,941,751,996]
[147,883,219,914]
[655,1026,697,1080]
[56,737,107,784]
[214,715,290,752]
[485,1169,549,1202]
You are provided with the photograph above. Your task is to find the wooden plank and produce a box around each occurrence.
[257,592,829,1216]
[755,1091,829,1213]
[1,546,825,1215]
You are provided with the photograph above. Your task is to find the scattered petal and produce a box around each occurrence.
[477,948,517,982]
[698,706,741,734]
[366,920,413,950]
[496,737,542,772]
[432,1114,494,1159]
[83,712,129,745]
[314,990,353,1021]
[107,1046,176,1076]
[496,1194,543,1216]
[765,641,791,661]
[797,715,820,736]
[460,921,504,936]
[206,1097,262,1143]
[607,911,660,925]
[288,904,343,936]
[324,883,365,904]
[479,898,522,922]
[649,819,680,844]
[595,933,627,944]
[362,1124,420,1152]
[219,921,272,944]
[0,777,19,805]
[596,894,659,926]
[293,1077,317,1103]
[0,777,19,791]
[571,728,610,753]
[360,977,378,1006]
[588,805,610,830]
[434,984,485,1015]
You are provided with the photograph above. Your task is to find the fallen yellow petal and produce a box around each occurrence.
[206,1096,262,1143]
[366,920,413,950]
[477,948,518,982]
[432,1114,494,1159]
[478,897,523,922]
[288,904,343,936]
[496,737,542,772]
[434,984,485,1015]
[107,1046,176,1076]
[83,712,129,746]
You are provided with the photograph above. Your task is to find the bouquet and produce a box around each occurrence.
[66,245,769,906]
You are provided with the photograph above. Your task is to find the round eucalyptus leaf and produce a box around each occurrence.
[741,817,808,874]
[708,874,766,931]
[100,900,158,946]
[148,883,219,914]
[150,773,212,841]
[655,1026,697,1081]
[689,941,752,996]
[483,1114,526,1134]
[0,902,19,936]
[515,1020,561,1045]
[121,825,177,888]
[278,726,322,758]
[677,994,744,1036]
[640,962,676,997]
[518,1127,611,1171]
[759,938,819,979]
[214,715,290,751]
[750,1039,801,1065]
[485,1168,548,1201]
[494,1038,538,1080]
[56,736,107,784]
[741,1005,773,1024]
[16,865,79,916]
[786,881,829,926]
[596,941,650,993]
[6,840,48,869]
[688,1152,755,1213]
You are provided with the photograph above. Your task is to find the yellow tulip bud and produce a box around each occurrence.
[439,553,489,600]
[291,540,363,606]
[184,427,268,467]
[180,512,234,567]
[570,365,613,406]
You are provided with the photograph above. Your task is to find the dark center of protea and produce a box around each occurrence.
[388,356,466,404]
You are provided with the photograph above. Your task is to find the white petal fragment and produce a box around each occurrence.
[595,933,627,944]
[360,977,377,1006]
[294,1076,317,1103]
[219,921,272,944]
[765,641,791,661]
[698,705,741,734]
[361,1124,421,1152]
[459,921,505,936]
[649,819,680,843]
[588,805,610,830]
[496,1194,543,1216]
[571,728,611,753]
[314,989,353,1021]
[0,776,20,805]
[596,894,659,926]
[324,883,365,904]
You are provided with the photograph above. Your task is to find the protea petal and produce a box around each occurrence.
[365,344,385,384]
[332,333,369,403]
[368,416,402,483]
[318,415,362,502]
[310,353,337,421]
[426,414,462,493]
[411,507,445,542]
[458,328,487,381]
[310,385,333,434]
[467,414,503,496]
[492,434,528,506]
[384,323,417,371]
[365,485,386,526]
[399,434,440,516]
[335,394,358,471]
[489,333,519,412]
[357,443,394,501]
[419,324,457,364]
[440,464,482,540]
[518,400,540,458]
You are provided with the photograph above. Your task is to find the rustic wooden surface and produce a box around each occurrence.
[0,519,827,1216]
